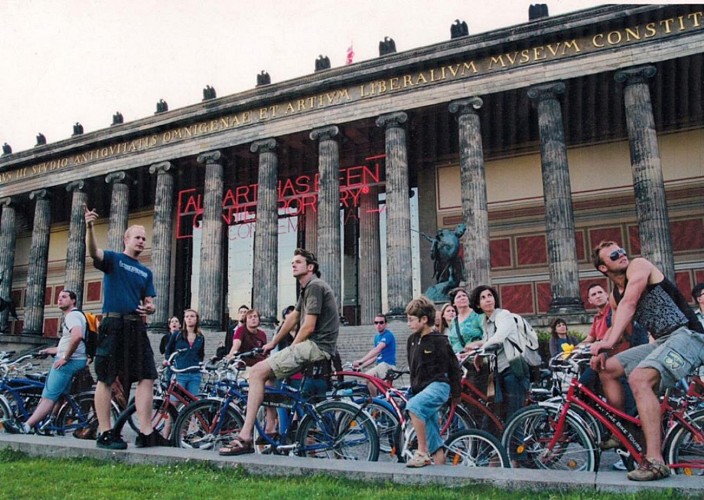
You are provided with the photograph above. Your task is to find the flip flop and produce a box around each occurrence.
[218,435,254,456]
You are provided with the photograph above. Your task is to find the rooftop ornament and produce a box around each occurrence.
[72,122,84,136]
[314,55,331,72]
[35,133,46,146]
[379,36,396,56]
[112,111,124,126]
[256,71,271,86]
[203,85,217,100]
[2,143,11,155]
[529,4,549,20]
[155,99,168,114]
[450,19,469,39]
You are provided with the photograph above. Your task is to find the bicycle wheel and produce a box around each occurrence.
[501,405,596,471]
[445,429,509,468]
[664,409,704,476]
[112,397,179,443]
[440,402,478,436]
[55,391,121,437]
[172,398,244,450]
[364,399,401,457]
[296,400,379,461]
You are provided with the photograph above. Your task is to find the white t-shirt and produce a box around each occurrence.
[57,309,87,360]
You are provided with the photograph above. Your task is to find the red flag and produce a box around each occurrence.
[346,43,354,65]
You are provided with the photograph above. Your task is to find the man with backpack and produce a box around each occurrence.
[4,289,88,433]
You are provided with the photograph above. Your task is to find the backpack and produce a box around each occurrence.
[503,313,542,376]
[78,310,99,360]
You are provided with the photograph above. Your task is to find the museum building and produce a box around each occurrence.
[0,4,702,337]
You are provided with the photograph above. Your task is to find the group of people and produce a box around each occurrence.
[4,204,703,483]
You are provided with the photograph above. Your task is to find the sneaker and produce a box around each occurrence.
[96,430,128,450]
[3,420,30,434]
[627,458,671,481]
[406,450,432,468]
[136,431,171,448]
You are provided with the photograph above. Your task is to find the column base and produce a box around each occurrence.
[200,319,222,330]
[548,297,585,314]
[259,315,278,329]
[148,324,169,335]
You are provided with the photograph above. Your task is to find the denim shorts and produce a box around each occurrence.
[267,340,329,379]
[42,358,88,401]
[406,381,450,455]
[616,327,704,392]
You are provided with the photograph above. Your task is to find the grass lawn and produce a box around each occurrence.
[0,448,690,499]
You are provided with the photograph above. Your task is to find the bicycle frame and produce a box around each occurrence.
[547,367,703,471]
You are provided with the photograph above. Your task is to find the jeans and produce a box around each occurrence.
[175,373,202,397]
[406,381,450,455]
[497,369,529,421]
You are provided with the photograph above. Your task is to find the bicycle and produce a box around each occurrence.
[172,349,380,461]
[333,364,508,467]
[111,349,208,444]
[502,346,704,474]
[1,353,119,436]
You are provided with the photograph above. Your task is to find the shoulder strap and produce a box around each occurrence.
[454,319,467,346]
[73,309,89,342]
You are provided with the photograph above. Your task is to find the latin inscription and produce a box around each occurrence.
[1,10,702,186]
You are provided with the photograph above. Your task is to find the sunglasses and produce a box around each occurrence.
[608,248,627,261]
[374,321,385,325]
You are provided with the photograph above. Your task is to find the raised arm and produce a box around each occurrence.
[84,205,104,264]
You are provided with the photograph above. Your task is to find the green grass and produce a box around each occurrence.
[0,448,690,500]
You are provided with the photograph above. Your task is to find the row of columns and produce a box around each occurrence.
[0,63,676,333]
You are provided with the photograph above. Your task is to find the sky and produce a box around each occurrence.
[0,0,662,153]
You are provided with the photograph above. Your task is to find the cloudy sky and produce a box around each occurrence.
[0,0,651,153]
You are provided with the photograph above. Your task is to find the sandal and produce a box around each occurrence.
[255,431,280,445]
[626,458,670,481]
[218,435,254,456]
[406,450,432,468]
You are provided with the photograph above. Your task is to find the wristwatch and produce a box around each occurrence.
[63,354,70,361]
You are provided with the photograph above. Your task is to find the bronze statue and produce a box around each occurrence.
[421,223,467,301]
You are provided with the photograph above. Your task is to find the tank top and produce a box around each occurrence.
[613,277,704,339]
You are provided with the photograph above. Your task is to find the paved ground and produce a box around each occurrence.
[0,433,702,496]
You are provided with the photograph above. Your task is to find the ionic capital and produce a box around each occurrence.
[149,161,174,175]
[376,111,408,129]
[65,180,85,193]
[197,150,223,165]
[29,189,50,201]
[527,81,566,102]
[250,138,278,154]
[449,97,483,115]
[0,197,16,208]
[614,65,657,86]
[105,171,129,185]
[309,125,340,142]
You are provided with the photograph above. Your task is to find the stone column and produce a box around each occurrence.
[358,185,382,324]
[23,189,52,335]
[615,65,675,280]
[376,112,413,316]
[149,161,176,332]
[304,210,318,254]
[64,181,88,308]
[105,171,130,252]
[310,125,341,308]
[250,139,279,327]
[527,82,583,313]
[449,97,490,290]
[0,198,17,332]
[197,150,225,329]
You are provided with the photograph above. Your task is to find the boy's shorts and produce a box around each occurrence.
[267,340,329,380]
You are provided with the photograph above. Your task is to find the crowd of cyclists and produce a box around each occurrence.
[2,239,704,482]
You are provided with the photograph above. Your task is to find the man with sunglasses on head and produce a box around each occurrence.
[353,313,396,395]
[589,241,704,481]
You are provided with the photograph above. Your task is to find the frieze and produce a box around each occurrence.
[0,9,702,187]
